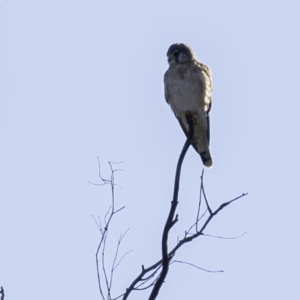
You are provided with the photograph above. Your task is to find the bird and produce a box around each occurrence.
[164,43,213,168]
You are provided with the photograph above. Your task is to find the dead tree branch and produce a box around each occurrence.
[171,260,223,273]
[122,187,247,300]
[91,159,129,300]
[148,115,194,300]
[0,287,4,300]
[121,116,247,300]
[94,120,247,300]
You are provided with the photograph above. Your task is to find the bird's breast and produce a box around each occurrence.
[165,64,207,116]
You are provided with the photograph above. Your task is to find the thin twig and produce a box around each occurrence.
[135,280,156,291]
[200,170,212,214]
[202,232,247,240]
[104,206,112,226]
[112,294,125,300]
[187,209,208,236]
[102,233,111,298]
[168,193,248,258]
[92,215,102,232]
[93,160,127,300]
[110,229,130,290]
[87,181,107,186]
[88,158,123,187]
[172,260,223,273]
[96,240,105,300]
[113,250,133,271]
[113,206,126,214]
[196,169,204,232]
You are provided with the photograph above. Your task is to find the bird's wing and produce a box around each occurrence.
[198,62,213,144]
[164,70,170,104]
[198,62,213,110]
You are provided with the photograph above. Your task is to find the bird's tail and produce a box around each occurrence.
[200,149,213,168]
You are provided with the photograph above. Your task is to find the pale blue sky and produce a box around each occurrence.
[1,1,300,299]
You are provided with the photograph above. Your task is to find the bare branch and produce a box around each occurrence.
[135,265,162,291]
[122,260,164,300]
[88,158,123,187]
[121,191,247,300]
[195,170,204,232]
[113,206,126,214]
[92,215,102,232]
[202,232,247,240]
[121,114,247,300]
[187,209,208,236]
[110,229,131,290]
[96,240,106,300]
[200,170,212,215]
[87,181,107,186]
[102,233,110,298]
[92,160,129,300]
[135,280,157,291]
[112,294,125,300]
[94,127,247,300]
[104,206,112,226]
[168,193,248,259]
[148,115,195,300]
[113,249,133,271]
[172,260,223,273]
[0,287,4,300]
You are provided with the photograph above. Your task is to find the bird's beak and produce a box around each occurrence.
[167,55,174,63]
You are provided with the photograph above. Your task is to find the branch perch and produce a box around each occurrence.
[95,118,247,300]
[148,115,195,300]
[0,287,4,300]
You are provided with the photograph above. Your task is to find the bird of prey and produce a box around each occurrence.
[164,43,213,168]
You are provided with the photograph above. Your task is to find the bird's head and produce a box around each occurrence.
[167,43,195,65]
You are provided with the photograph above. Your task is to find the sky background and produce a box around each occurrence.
[1,0,300,299]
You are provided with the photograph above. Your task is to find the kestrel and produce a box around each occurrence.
[164,43,213,168]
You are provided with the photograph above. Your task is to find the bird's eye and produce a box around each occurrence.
[173,51,179,57]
